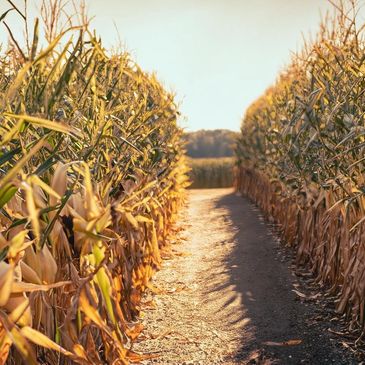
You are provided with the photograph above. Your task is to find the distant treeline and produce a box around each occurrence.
[184,129,239,158]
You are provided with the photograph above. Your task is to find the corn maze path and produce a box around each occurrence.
[135,189,357,365]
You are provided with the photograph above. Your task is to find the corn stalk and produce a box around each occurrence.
[236,0,365,338]
[0,8,189,364]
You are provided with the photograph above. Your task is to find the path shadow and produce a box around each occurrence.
[207,191,356,365]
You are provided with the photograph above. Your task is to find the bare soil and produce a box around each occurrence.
[135,189,360,364]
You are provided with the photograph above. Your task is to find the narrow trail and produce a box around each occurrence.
[136,189,357,364]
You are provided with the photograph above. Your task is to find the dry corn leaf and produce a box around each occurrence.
[0,262,14,306]
[263,339,302,346]
[11,281,71,293]
[21,326,75,358]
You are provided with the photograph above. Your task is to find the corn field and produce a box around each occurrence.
[0,2,188,364]
[188,157,234,189]
[235,0,365,337]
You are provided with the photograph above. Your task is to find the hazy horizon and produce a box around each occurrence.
[0,0,333,131]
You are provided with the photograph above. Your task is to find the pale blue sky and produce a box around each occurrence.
[0,0,331,131]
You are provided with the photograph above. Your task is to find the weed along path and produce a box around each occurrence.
[136,189,357,364]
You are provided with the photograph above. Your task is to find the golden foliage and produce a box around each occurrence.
[236,1,365,335]
[0,9,189,365]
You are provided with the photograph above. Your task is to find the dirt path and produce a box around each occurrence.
[135,189,358,364]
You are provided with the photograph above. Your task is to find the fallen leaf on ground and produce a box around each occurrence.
[292,289,308,298]
[263,339,302,346]
[292,289,321,300]
[127,350,159,363]
[328,328,348,336]
[147,283,165,294]
[173,250,191,257]
[142,300,157,309]
[167,285,188,294]
[149,329,173,340]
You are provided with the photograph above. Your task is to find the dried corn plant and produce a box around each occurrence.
[188,157,234,189]
[0,2,189,364]
[236,0,365,339]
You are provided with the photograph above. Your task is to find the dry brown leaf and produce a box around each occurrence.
[11,280,71,293]
[263,339,302,346]
[0,262,14,306]
[126,349,159,363]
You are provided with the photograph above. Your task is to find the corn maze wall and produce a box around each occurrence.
[0,11,188,365]
[235,2,365,336]
[188,158,234,189]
